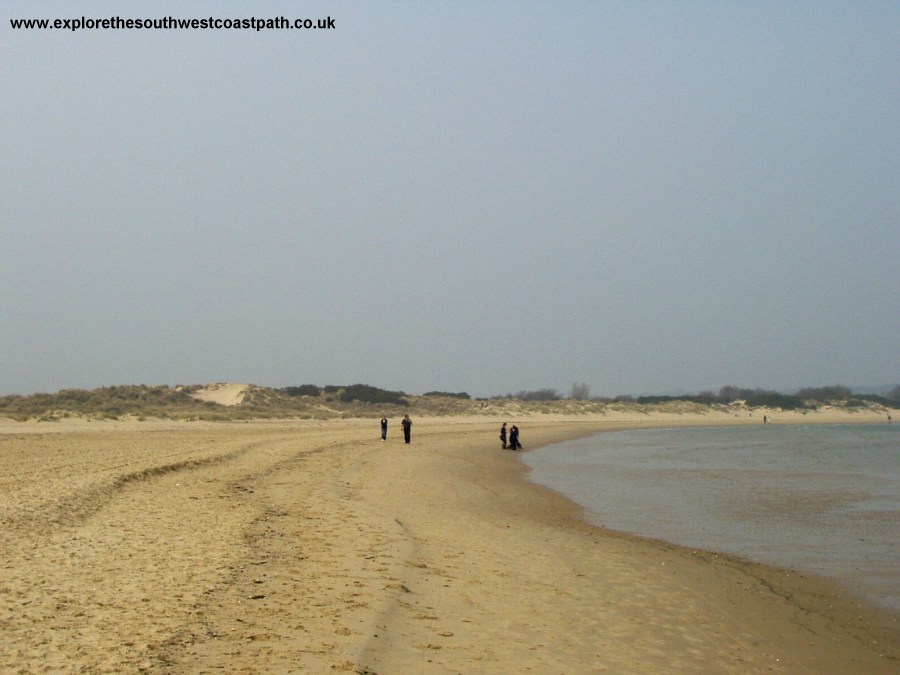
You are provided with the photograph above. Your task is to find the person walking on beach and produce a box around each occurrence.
[500,422,508,449]
[401,414,412,444]
[380,417,388,441]
[508,425,521,451]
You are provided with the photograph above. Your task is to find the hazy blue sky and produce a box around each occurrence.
[2,1,898,397]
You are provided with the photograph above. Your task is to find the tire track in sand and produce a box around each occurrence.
[0,425,353,673]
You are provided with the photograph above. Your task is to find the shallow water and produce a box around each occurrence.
[522,424,900,611]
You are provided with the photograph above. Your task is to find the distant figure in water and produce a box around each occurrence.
[889,415,893,424]
[508,425,521,450]
[500,422,507,449]
[763,415,768,424]
[401,414,412,444]
[380,417,388,441]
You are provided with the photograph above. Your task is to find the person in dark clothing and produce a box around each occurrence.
[380,417,388,442]
[401,414,412,444]
[509,425,521,450]
[500,422,508,449]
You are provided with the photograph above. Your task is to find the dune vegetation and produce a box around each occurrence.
[0,383,895,422]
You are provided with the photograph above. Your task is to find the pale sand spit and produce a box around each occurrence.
[0,413,896,673]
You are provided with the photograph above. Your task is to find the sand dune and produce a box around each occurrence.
[189,383,251,406]
[0,416,895,673]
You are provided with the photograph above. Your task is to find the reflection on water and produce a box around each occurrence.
[522,424,900,611]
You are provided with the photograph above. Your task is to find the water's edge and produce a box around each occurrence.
[520,424,900,612]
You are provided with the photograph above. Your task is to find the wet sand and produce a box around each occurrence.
[0,415,897,673]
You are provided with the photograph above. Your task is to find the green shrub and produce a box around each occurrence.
[512,389,561,401]
[744,392,808,410]
[796,385,853,401]
[282,385,322,397]
[337,384,409,406]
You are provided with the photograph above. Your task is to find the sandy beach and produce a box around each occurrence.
[1,411,897,673]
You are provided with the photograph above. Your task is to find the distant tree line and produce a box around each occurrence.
[423,391,471,399]
[794,385,853,400]
[498,388,563,401]
[621,385,896,409]
[723,385,894,406]
[282,385,322,397]
[488,383,898,407]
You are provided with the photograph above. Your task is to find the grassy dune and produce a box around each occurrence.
[0,383,894,422]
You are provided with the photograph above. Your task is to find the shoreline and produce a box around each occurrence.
[515,419,900,614]
[513,422,900,629]
[363,417,899,673]
[0,414,896,672]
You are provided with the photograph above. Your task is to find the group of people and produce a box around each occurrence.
[499,422,521,450]
[381,415,413,443]
[378,416,522,451]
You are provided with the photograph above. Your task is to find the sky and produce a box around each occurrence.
[2,1,898,398]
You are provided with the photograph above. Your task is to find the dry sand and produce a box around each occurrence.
[0,412,897,673]
[189,384,251,407]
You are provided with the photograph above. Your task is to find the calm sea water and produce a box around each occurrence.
[521,424,900,611]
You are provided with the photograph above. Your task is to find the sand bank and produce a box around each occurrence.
[0,413,896,673]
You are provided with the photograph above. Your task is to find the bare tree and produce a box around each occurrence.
[570,382,590,401]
